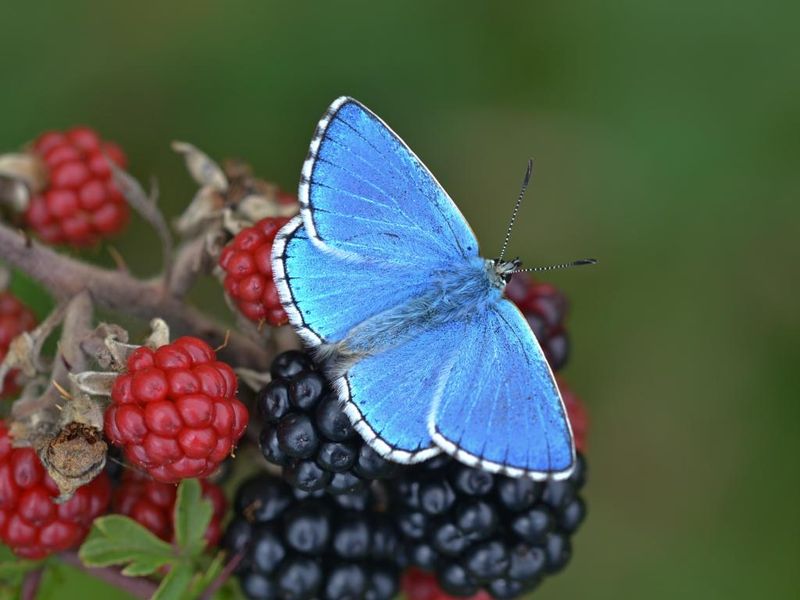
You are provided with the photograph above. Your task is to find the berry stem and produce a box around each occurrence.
[20,568,43,600]
[0,219,271,369]
[198,552,244,600]
[58,551,158,599]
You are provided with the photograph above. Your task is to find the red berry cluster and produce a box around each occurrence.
[219,217,291,326]
[104,337,248,483]
[0,421,111,559]
[402,568,491,600]
[560,379,588,454]
[25,127,129,246]
[113,470,227,547]
[0,292,37,397]
[505,274,570,371]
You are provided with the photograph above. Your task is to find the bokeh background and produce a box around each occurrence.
[2,1,798,598]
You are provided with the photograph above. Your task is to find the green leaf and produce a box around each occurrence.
[78,515,174,576]
[152,562,194,600]
[173,479,213,557]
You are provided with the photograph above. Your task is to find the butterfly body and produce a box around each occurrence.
[327,256,501,361]
[273,97,575,480]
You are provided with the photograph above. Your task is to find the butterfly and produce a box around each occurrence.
[272,97,575,480]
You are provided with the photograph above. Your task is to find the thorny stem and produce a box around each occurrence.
[58,552,158,600]
[0,220,271,369]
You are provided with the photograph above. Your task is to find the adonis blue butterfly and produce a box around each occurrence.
[272,97,576,479]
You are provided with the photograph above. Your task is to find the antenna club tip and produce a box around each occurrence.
[577,258,598,265]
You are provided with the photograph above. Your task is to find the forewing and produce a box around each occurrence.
[273,217,432,346]
[299,96,479,264]
[429,300,575,479]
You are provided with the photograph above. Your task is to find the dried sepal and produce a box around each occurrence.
[0,174,31,212]
[80,323,130,370]
[109,165,173,276]
[172,141,228,192]
[69,371,118,397]
[174,185,225,236]
[8,377,52,447]
[40,418,107,502]
[0,152,47,194]
[234,367,271,392]
[144,318,170,349]
[0,303,67,383]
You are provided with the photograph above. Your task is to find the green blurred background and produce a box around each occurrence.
[2,1,798,598]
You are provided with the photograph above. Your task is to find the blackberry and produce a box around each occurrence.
[257,351,401,495]
[390,454,588,599]
[224,474,402,600]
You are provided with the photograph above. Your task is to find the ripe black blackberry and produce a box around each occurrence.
[257,351,402,495]
[223,474,402,600]
[390,454,588,599]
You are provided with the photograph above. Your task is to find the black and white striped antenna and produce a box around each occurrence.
[498,159,598,273]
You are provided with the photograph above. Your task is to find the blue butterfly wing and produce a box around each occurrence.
[334,321,468,462]
[430,300,575,479]
[273,217,433,346]
[299,96,479,264]
[274,96,480,346]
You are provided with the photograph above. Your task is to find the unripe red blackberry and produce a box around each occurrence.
[113,470,226,547]
[224,475,402,600]
[0,292,37,397]
[24,127,130,247]
[0,421,112,559]
[104,337,249,483]
[391,453,588,598]
[403,568,492,600]
[219,217,291,326]
[257,351,401,495]
[504,274,570,371]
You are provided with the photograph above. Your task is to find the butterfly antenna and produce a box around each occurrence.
[514,258,598,273]
[498,159,533,262]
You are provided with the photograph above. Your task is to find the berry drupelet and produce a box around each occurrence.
[219,217,291,326]
[0,420,112,559]
[257,351,401,495]
[113,470,227,547]
[223,474,402,600]
[504,274,570,371]
[24,127,130,247]
[0,291,37,397]
[391,453,588,599]
[104,336,249,483]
